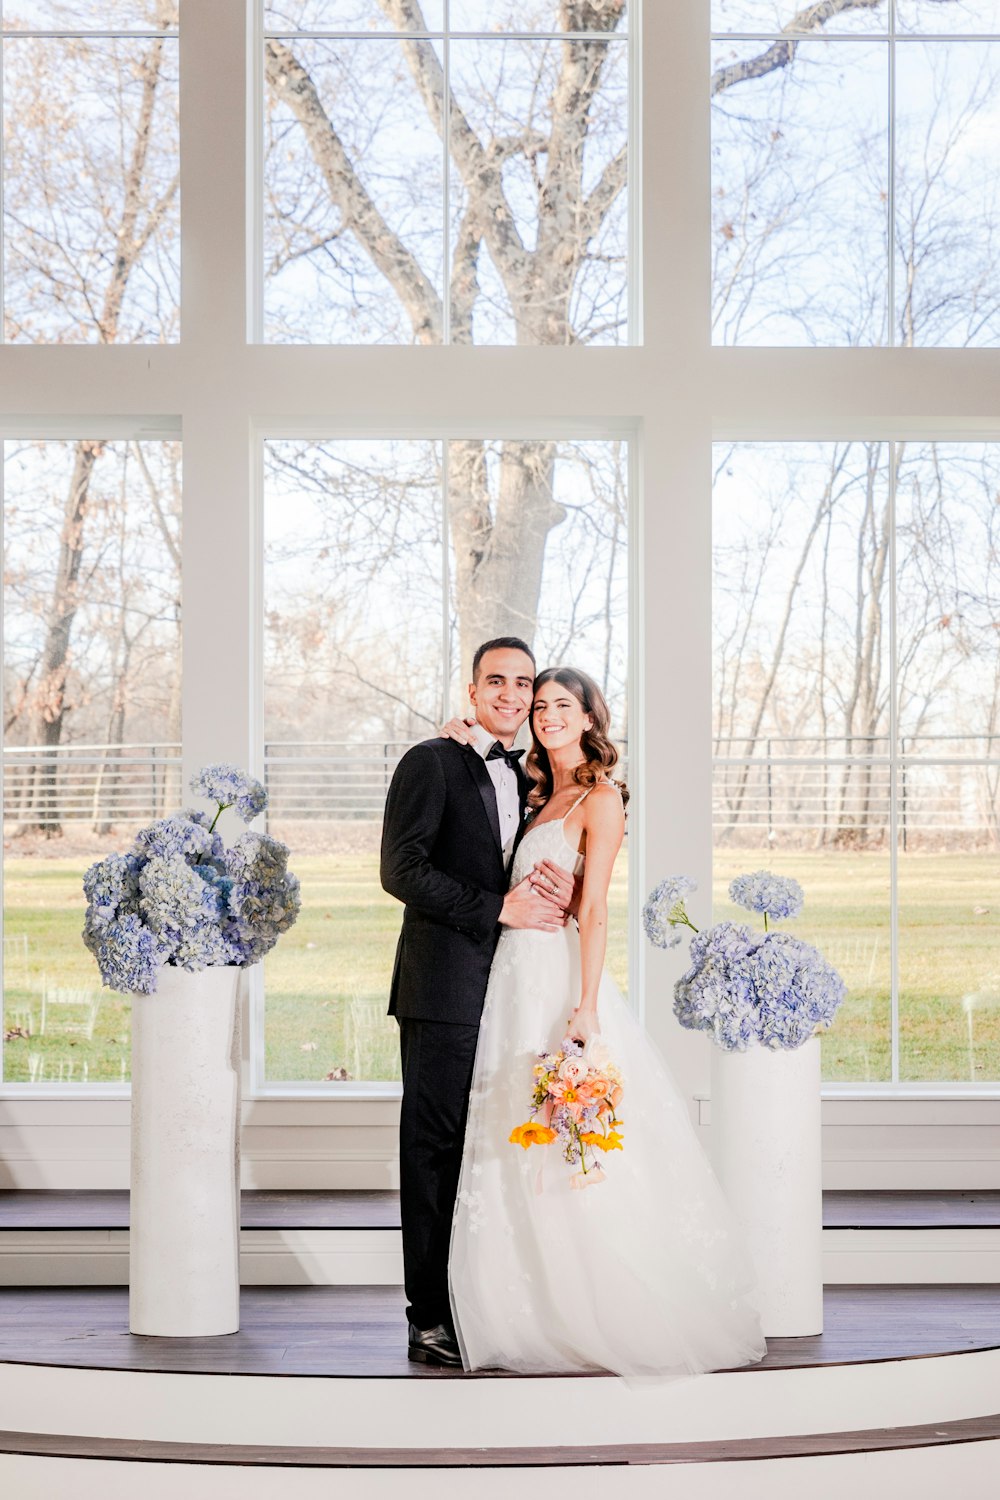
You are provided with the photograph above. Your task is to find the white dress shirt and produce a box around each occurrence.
[468,721,522,862]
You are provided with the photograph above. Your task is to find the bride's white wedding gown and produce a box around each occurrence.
[448,792,768,1377]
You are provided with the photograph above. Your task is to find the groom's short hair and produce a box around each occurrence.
[472,637,536,681]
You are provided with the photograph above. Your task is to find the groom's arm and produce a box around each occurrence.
[380,744,504,943]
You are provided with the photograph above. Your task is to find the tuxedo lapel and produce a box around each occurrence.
[462,745,504,861]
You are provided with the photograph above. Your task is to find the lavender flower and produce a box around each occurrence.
[728,869,804,922]
[642,875,698,949]
[190,764,268,824]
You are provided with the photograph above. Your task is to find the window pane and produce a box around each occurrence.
[3,32,179,343]
[3,439,182,1086]
[712,1,887,31]
[712,41,888,346]
[264,37,444,344]
[713,442,892,1082]
[897,1,1000,33]
[262,440,442,1085]
[449,37,627,344]
[2,1,176,29]
[262,436,629,1084]
[450,1,627,30]
[264,18,629,344]
[264,1,443,31]
[895,444,1000,1081]
[895,42,1000,346]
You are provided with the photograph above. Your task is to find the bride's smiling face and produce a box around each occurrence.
[532,682,593,756]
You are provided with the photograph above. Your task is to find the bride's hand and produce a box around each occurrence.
[438,715,477,744]
[564,1006,600,1048]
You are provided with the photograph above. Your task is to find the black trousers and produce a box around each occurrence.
[397,1016,480,1331]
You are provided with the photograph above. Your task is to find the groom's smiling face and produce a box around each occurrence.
[469,648,535,746]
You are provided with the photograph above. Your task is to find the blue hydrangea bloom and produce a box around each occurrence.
[190,764,268,824]
[728,869,804,921]
[82,764,298,993]
[749,931,847,1049]
[673,922,846,1052]
[91,912,162,995]
[642,875,698,949]
[131,813,223,864]
[673,921,760,1051]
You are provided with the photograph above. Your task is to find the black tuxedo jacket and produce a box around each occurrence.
[380,737,527,1026]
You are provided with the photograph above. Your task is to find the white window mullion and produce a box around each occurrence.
[888,439,900,1084]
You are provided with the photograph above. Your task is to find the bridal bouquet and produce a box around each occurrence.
[643,869,846,1052]
[82,763,301,994]
[509,1039,624,1189]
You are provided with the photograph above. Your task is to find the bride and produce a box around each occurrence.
[446,666,767,1377]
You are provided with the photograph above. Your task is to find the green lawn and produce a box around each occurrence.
[3,850,997,1085]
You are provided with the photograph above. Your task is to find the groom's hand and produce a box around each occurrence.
[528,861,576,921]
[499,874,565,932]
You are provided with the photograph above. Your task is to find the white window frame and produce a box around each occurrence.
[248,416,642,1099]
[0,4,995,1195]
[251,2,639,347]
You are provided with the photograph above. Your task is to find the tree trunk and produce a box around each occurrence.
[448,440,564,693]
[18,440,103,835]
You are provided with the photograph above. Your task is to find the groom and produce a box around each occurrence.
[381,636,575,1366]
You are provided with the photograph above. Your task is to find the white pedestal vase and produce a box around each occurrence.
[129,964,242,1337]
[709,1036,823,1338]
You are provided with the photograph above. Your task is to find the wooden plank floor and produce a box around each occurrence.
[3,1188,999,1231]
[0,1284,998,1377]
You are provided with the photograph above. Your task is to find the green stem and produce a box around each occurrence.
[764,912,769,933]
[195,801,228,865]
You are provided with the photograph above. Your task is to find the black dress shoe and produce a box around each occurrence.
[407,1321,464,1367]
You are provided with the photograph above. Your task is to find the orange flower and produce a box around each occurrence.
[509,1121,558,1150]
[610,1084,624,1109]
[580,1128,624,1153]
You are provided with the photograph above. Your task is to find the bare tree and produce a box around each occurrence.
[265,0,628,673]
[8,3,179,832]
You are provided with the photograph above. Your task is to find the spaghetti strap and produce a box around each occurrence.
[564,779,616,819]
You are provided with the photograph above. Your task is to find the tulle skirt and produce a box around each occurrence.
[448,922,768,1377]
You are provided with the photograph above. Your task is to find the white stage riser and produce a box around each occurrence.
[3,1351,1000,1450]
[2,1227,999,1286]
[2,1443,1000,1497]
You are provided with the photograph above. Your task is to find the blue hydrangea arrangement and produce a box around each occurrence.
[643,870,845,1052]
[83,765,301,994]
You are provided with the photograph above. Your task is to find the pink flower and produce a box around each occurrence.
[569,1165,606,1190]
[558,1056,588,1086]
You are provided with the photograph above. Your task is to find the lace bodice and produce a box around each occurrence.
[510,814,584,885]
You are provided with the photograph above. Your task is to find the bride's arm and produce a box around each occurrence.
[565,787,625,1044]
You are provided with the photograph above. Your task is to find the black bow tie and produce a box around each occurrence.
[486,741,525,771]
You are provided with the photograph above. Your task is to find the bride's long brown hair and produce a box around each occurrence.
[526,667,630,812]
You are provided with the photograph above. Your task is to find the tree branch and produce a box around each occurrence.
[265,36,443,343]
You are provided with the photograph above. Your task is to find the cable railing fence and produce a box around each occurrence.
[1,736,996,848]
[713,734,1000,849]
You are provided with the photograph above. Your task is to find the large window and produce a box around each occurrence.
[713,441,1000,1083]
[2,436,182,1084]
[259,434,629,1085]
[1,2,179,344]
[261,1,630,344]
[712,1,1000,346]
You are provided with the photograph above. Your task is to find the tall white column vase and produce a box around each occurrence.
[709,1036,823,1338]
[130,964,242,1337]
